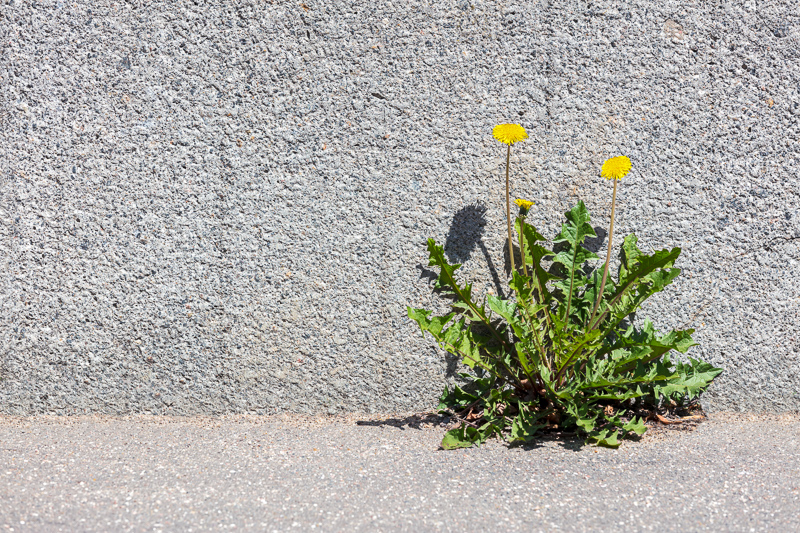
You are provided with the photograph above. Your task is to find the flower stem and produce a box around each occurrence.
[589,179,618,327]
[519,217,529,279]
[505,145,515,275]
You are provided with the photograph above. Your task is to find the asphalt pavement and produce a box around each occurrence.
[1,412,798,532]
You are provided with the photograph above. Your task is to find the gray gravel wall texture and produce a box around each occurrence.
[0,0,799,415]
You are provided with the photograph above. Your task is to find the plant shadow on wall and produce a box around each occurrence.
[408,124,723,449]
[416,203,505,378]
[444,203,506,299]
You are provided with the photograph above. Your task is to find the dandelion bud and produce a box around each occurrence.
[515,198,534,216]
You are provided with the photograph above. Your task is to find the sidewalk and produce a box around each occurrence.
[1,412,798,532]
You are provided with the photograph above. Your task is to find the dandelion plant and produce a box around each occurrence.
[408,143,722,449]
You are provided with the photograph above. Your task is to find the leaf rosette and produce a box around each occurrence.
[408,201,722,449]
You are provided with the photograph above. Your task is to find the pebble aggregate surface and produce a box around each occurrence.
[0,412,799,532]
[1,0,799,414]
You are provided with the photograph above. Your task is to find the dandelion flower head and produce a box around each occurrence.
[514,198,533,211]
[601,156,632,181]
[493,124,528,145]
[515,198,534,214]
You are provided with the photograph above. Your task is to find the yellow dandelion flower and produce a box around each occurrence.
[601,156,632,180]
[493,124,528,145]
[514,198,533,211]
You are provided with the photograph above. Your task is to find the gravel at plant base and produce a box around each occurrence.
[1,412,798,532]
[1,0,799,415]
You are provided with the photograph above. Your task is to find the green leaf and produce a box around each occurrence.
[441,425,484,449]
[590,429,620,448]
[553,327,605,380]
[408,308,490,371]
[515,343,535,376]
[508,271,532,303]
[515,218,547,246]
[407,308,455,338]
[623,417,648,437]
[486,294,518,329]
[423,239,512,352]
[610,320,698,374]
[438,384,478,411]
[589,235,682,331]
[581,269,617,326]
[510,405,547,443]
[574,413,599,435]
[551,201,598,323]
[553,201,597,252]
[515,220,557,305]
[619,234,678,284]
[657,358,724,400]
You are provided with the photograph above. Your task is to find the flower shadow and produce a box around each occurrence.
[444,202,505,299]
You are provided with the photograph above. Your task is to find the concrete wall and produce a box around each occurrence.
[1,0,798,415]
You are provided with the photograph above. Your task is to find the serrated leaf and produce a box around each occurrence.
[515,218,547,245]
[590,234,682,331]
[611,321,698,374]
[441,425,483,449]
[564,402,599,434]
[590,429,620,448]
[553,328,605,379]
[574,414,598,434]
[515,343,535,375]
[407,308,456,337]
[552,201,597,251]
[551,201,598,323]
[509,271,532,303]
[438,384,478,411]
[423,239,512,352]
[516,219,558,302]
[408,308,489,371]
[658,358,723,400]
[486,294,518,327]
[623,417,648,436]
[510,405,547,443]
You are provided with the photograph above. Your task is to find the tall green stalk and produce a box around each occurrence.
[589,179,618,327]
[505,145,515,275]
[518,217,529,279]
